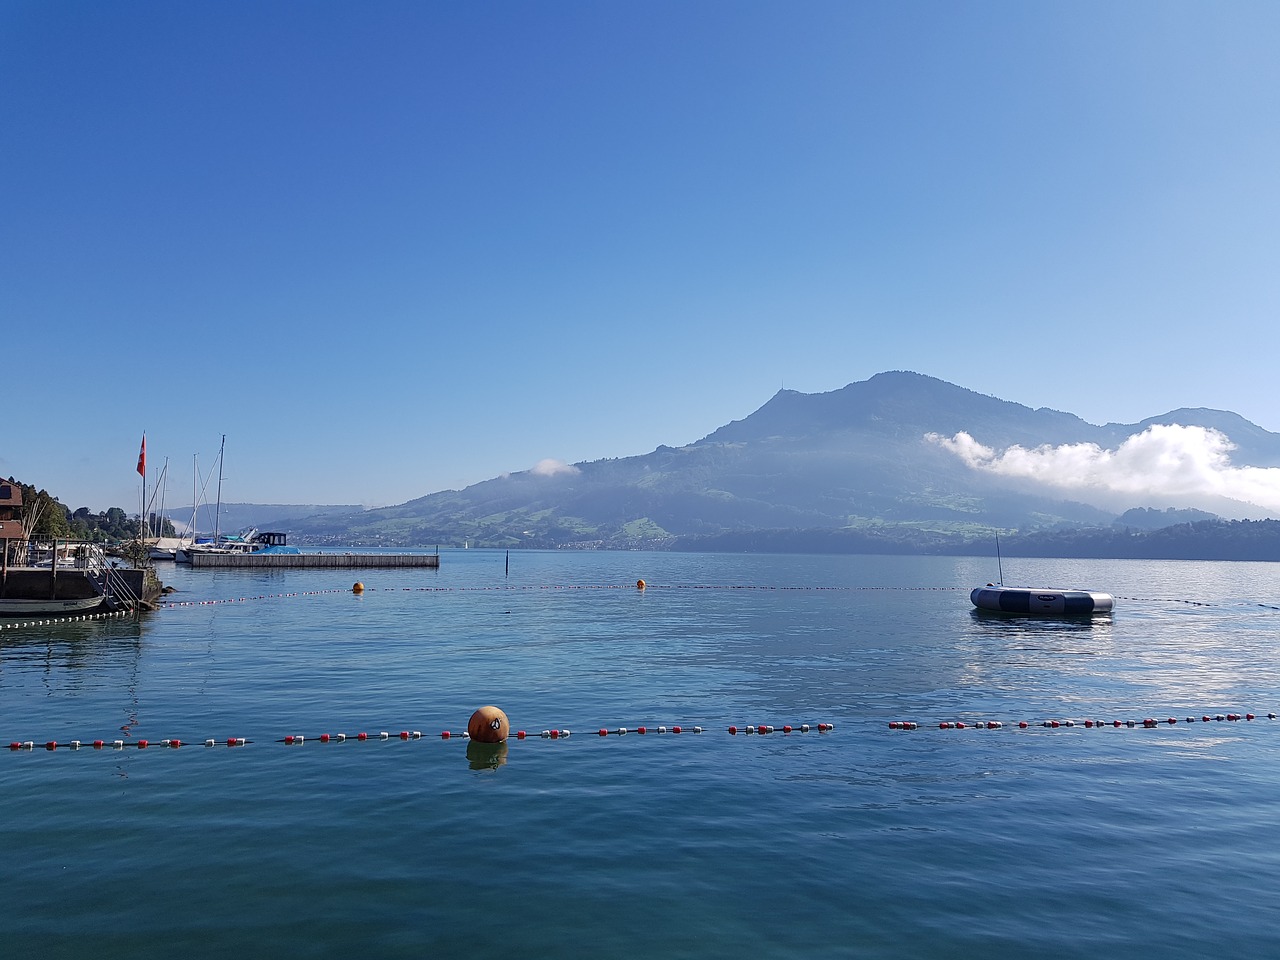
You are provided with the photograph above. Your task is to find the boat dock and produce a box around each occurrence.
[1,542,162,614]
[188,552,440,569]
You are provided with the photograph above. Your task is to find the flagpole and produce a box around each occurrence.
[138,434,148,541]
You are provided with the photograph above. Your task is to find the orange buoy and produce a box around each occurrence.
[352,582,364,593]
[468,705,510,743]
[636,579,646,590]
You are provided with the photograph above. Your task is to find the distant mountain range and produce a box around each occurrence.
[260,371,1280,554]
[166,502,363,535]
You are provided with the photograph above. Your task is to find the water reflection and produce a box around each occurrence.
[968,608,1111,632]
[466,740,508,771]
[0,616,144,667]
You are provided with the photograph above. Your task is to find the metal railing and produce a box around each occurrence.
[3,540,152,611]
[95,564,143,610]
[12,540,109,571]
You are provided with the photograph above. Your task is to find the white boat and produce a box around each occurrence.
[0,543,123,617]
[0,595,106,616]
[177,530,295,563]
[33,556,82,569]
[173,436,282,563]
[971,585,1114,616]
[178,528,258,561]
[147,536,193,561]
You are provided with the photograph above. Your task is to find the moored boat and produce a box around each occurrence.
[0,595,107,616]
[176,530,296,563]
[1,541,158,616]
[147,536,194,561]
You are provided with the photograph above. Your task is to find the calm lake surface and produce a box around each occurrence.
[3,550,1279,959]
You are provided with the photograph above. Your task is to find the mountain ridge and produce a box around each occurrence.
[273,371,1280,548]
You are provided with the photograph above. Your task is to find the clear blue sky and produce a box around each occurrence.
[4,1,1279,513]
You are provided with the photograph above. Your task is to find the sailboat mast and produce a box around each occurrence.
[214,434,225,541]
[158,457,168,538]
[190,453,199,538]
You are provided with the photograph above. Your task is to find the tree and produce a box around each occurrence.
[19,485,70,539]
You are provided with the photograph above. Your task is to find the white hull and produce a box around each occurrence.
[148,537,193,560]
[0,596,105,617]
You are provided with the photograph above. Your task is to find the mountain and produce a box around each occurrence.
[165,502,363,535]
[282,371,1280,549]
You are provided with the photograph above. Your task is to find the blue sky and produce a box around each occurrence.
[4,1,1279,514]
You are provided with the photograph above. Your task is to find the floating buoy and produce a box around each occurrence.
[636,579,646,590]
[468,705,510,743]
[352,582,364,593]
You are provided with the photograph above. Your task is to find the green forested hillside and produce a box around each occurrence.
[3,478,167,541]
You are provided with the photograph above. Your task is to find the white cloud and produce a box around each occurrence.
[926,424,1280,516]
[529,458,580,478]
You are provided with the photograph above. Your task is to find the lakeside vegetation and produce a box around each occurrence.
[670,519,1280,562]
[4,478,174,542]
[289,510,1280,561]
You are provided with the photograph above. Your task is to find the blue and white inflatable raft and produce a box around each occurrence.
[970,585,1115,616]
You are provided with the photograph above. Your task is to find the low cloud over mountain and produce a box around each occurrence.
[928,424,1280,518]
[529,458,580,478]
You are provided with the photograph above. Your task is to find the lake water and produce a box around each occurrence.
[3,550,1279,959]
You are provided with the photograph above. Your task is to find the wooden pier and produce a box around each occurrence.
[188,552,440,569]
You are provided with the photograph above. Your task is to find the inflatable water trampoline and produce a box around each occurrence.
[970,585,1114,616]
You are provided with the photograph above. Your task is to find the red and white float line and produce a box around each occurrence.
[156,584,967,609]
[6,721,836,752]
[4,586,1246,626]
[14,713,1280,752]
[0,610,137,630]
[888,712,1277,730]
